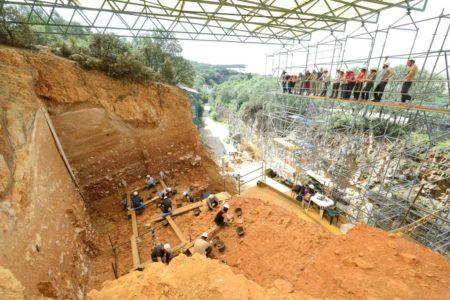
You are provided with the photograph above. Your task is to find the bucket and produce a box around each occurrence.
[234,207,242,217]
[236,226,245,236]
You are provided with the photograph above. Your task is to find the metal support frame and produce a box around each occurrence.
[2,0,428,44]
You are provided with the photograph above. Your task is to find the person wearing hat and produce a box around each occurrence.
[362,68,378,100]
[353,67,367,100]
[207,194,219,210]
[151,243,172,264]
[191,232,212,256]
[131,191,145,214]
[214,203,230,226]
[320,69,330,97]
[401,59,418,102]
[160,195,173,218]
[373,62,394,102]
[183,191,195,203]
[145,175,155,189]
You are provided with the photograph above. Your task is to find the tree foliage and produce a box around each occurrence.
[0,6,36,46]
[0,6,196,86]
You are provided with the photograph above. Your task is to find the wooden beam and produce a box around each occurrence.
[166,216,187,243]
[130,210,139,236]
[160,178,168,190]
[147,201,205,223]
[130,235,141,269]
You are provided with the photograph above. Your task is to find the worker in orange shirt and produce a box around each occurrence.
[353,67,367,100]
[401,59,418,102]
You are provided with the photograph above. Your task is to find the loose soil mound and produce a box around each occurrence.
[87,254,314,300]
[143,196,450,299]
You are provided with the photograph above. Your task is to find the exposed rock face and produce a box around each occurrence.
[0,45,233,298]
[0,45,234,200]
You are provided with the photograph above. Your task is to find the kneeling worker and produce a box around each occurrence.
[151,243,172,264]
[183,191,195,203]
[207,194,219,210]
[214,203,230,226]
[191,232,212,257]
[160,195,173,218]
[145,175,155,189]
[131,191,145,215]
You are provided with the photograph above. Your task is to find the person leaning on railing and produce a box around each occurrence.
[343,70,356,99]
[401,59,418,103]
[320,69,329,97]
[330,69,342,98]
[353,67,367,100]
[373,62,394,102]
[361,68,377,101]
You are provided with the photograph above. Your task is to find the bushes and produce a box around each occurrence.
[48,33,193,85]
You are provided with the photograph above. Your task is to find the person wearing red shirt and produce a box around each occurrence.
[353,67,367,100]
[343,70,356,99]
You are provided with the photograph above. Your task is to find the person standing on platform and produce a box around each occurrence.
[353,67,367,100]
[373,62,394,102]
[362,68,377,100]
[401,59,418,102]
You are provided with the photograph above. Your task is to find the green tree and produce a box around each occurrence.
[0,6,35,46]
[172,56,195,87]
[160,57,175,83]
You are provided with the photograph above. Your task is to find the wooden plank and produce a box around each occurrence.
[160,179,168,189]
[41,108,83,192]
[173,225,220,255]
[166,216,187,243]
[130,235,141,269]
[132,225,220,271]
[148,201,205,223]
[130,210,139,237]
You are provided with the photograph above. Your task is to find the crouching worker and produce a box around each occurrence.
[191,232,212,257]
[151,243,172,264]
[145,175,155,189]
[160,196,173,218]
[121,193,128,210]
[183,191,195,203]
[131,191,145,215]
[207,194,219,210]
[214,203,230,226]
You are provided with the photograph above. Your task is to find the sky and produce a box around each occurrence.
[179,1,449,74]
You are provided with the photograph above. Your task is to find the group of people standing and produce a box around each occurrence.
[281,59,418,103]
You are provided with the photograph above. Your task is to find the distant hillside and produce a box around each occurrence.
[192,61,247,88]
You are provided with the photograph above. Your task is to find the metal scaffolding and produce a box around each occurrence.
[247,9,450,254]
[1,0,428,44]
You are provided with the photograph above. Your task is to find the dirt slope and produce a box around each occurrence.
[142,196,450,299]
[0,45,233,298]
[0,45,234,201]
[87,254,315,300]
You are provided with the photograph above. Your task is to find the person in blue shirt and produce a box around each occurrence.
[145,175,155,189]
[131,191,145,215]
[121,193,128,210]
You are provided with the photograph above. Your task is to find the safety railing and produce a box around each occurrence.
[236,162,265,195]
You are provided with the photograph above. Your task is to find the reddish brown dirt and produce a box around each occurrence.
[87,254,316,300]
[0,45,234,298]
[134,196,450,299]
